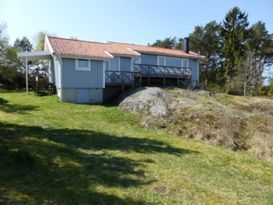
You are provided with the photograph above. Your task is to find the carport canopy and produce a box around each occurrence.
[17,51,52,61]
[17,51,53,93]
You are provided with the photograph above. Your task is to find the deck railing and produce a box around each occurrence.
[105,70,139,85]
[105,64,192,85]
[133,63,191,78]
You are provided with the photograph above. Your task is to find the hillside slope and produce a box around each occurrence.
[119,87,273,162]
[0,91,273,205]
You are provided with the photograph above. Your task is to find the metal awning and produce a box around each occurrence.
[17,51,52,61]
[17,51,53,94]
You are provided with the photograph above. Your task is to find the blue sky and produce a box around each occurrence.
[0,0,273,45]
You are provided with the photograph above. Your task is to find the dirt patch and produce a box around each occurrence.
[153,185,168,194]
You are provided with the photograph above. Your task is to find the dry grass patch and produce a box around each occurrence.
[120,87,273,162]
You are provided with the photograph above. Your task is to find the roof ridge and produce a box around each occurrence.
[47,35,107,45]
[108,41,197,55]
[107,41,146,47]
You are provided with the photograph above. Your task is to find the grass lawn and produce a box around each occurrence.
[0,91,273,205]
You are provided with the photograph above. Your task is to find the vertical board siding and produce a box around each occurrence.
[141,54,157,65]
[90,60,104,87]
[61,58,104,88]
[189,59,199,82]
[120,57,131,71]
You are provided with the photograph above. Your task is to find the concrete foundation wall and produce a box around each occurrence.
[60,88,103,104]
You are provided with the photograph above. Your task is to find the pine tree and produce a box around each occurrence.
[13,36,32,52]
[189,21,222,87]
[222,7,249,86]
[150,37,177,49]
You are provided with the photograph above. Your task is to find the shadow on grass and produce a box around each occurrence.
[0,97,38,114]
[0,122,197,205]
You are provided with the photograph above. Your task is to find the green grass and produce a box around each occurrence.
[0,91,273,205]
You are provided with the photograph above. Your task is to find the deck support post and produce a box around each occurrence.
[140,75,142,87]
[177,78,179,87]
[163,77,166,87]
[148,77,150,86]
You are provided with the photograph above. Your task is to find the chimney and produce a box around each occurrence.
[183,37,189,53]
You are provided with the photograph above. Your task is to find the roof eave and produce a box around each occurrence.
[107,52,139,58]
[58,53,112,61]
[17,51,52,61]
[135,50,204,60]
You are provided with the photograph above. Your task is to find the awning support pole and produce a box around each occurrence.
[25,57,28,94]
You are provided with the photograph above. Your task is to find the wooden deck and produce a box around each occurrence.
[133,63,191,78]
[105,64,192,88]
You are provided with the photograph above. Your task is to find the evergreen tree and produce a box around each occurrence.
[150,37,177,49]
[175,38,184,50]
[222,7,249,85]
[189,21,222,87]
[13,36,32,52]
[188,25,205,54]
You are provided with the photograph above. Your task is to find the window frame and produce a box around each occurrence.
[165,56,181,67]
[76,59,91,71]
[181,58,189,68]
[157,56,165,66]
[157,56,189,67]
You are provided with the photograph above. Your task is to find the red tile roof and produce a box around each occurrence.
[47,36,203,60]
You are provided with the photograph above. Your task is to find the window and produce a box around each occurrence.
[165,57,181,67]
[106,57,119,71]
[181,58,189,67]
[76,59,90,70]
[157,56,189,67]
[133,56,141,64]
[158,56,165,66]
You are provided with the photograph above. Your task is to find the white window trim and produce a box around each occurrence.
[157,56,190,68]
[181,58,189,68]
[76,59,91,71]
[157,56,166,66]
[185,59,189,67]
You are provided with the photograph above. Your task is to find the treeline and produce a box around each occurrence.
[1,7,273,95]
[150,7,273,95]
[0,25,48,90]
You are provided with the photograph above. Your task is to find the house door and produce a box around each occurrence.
[76,89,90,103]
